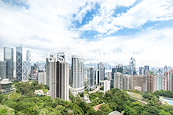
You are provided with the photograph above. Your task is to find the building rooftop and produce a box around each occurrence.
[108,111,122,115]
[34,90,44,96]
[0,79,12,85]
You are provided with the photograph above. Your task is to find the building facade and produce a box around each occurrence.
[56,59,69,101]
[87,66,96,90]
[97,62,105,84]
[71,55,84,92]
[129,57,136,75]
[16,46,23,81]
[168,71,173,91]
[104,80,110,93]
[0,61,6,80]
[26,50,31,76]
[38,72,46,85]
[22,61,29,81]
[46,54,69,101]
[132,75,145,91]
[4,47,14,80]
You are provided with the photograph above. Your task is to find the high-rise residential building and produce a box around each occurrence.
[129,57,136,75]
[114,72,123,90]
[146,75,156,92]
[46,54,69,101]
[87,66,96,90]
[4,47,14,80]
[168,71,173,91]
[123,74,131,90]
[156,75,167,91]
[97,62,105,85]
[38,72,46,85]
[71,55,84,92]
[16,46,23,81]
[106,72,112,81]
[132,75,145,91]
[104,80,110,93]
[114,72,132,90]
[0,61,6,80]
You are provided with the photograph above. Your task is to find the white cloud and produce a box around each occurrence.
[0,0,173,67]
[80,0,138,34]
[80,0,173,35]
[114,0,173,29]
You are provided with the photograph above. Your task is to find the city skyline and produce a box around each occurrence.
[0,0,173,67]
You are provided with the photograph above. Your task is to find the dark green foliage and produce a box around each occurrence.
[0,81,173,115]
[142,92,159,104]
[155,90,173,98]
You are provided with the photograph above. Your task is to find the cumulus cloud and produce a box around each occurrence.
[80,0,173,35]
[0,0,173,67]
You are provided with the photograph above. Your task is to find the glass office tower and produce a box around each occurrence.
[4,47,14,80]
[16,46,23,81]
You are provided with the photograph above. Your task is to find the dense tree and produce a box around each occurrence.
[0,81,173,115]
[155,90,173,98]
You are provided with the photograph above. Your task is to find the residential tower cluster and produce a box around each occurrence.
[0,46,173,101]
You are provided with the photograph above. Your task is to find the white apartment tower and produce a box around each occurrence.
[71,55,85,93]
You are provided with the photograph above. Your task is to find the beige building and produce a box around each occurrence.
[131,75,145,91]
[46,54,69,101]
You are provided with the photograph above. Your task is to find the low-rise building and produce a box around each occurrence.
[0,79,12,93]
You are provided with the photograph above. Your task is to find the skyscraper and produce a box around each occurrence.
[46,54,69,100]
[164,65,168,76]
[139,67,144,75]
[71,55,84,92]
[132,75,145,91]
[46,55,56,89]
[114,72,132,90]
[38,72,46,85]
[168,71,173,91]
[0,61,6,80]
[22,61,29,81]
[144,65,149,75]
[112,67,117,80]
[26,50,31,74]
[129,57,136,75]
[156,75,167,91]
[104,80,110,93]
[4,47,14,80]
[87,66,96,90]
[114,72,123,90]
[56,57,69,101]
[116,64,123,73]
[146,75,156,92]
[16,46,22,81]
[97,62,105,85]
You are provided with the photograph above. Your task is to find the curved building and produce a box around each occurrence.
[71,55,84,92]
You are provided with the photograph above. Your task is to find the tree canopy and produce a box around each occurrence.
[0,81,173,115]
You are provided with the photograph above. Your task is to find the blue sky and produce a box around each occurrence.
[0,0,173,67]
